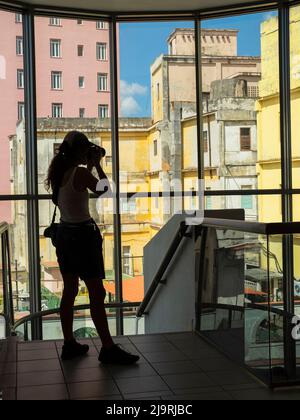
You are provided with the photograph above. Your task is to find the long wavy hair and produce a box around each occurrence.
[45,131,90,205]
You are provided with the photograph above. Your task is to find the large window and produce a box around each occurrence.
[200,11,280,223]
[0,3,298,338]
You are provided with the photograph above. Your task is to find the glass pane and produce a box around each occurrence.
[204,194,281,223]
[200,11,280,223]
[290,5,300,189]
[35,17,115,324]
[0,10,26,221]
[39,198,115,310]
[118,21,198,305]
[1,201,29,324]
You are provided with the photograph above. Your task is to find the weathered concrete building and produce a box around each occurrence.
[183,79,258,220]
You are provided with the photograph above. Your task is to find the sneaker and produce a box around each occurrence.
[99,344,140,365]
[61,340,89,361]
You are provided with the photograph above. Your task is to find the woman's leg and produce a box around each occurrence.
[60,273,79,342]
[84,278,114,349]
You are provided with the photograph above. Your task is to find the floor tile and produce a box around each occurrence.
[143,350,188,363]
[133,342,178,354]
[207,370,257,386]
[1,374,17,388]
[2,388,16,400]
[61,355,101,370]
[151,360,202,376]
[172,386,223,395]
[162,372,216,390]
[164,332,195,341]
[18,384,69,400]
[129,335,168,344]
[194,356,241,372]
[162,392,233,400]
[2,362,17,375]
[64,366,112,383]
[106,362,157,379]
[18,341,56,351]
[18,349,58,362]
[116,375,170,394]
[18,370,65,387]
[18,359,62,374]
[68,380,120,400]
[124,391,174,400]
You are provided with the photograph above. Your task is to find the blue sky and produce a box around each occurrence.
[119,11,277,117]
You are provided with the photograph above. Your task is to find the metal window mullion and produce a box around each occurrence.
[279,4,293,223]
[23,9,42,340]
[110,18,124,336]
[195,18,204,186]
[278,3,296,380]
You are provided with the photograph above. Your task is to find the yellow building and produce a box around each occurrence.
[257,7,300,278]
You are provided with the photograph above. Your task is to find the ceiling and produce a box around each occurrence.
[17,0,269,14]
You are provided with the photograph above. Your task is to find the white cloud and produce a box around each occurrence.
[120,80,147,117]
[120,80,147,97]
[121,96,141,116]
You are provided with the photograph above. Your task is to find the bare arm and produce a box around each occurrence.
[77,165,111,196]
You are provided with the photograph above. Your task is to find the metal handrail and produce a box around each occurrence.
[0,222,14,337]
[13,302,141,340]
[201,218,300,235]
[136,221,191,320]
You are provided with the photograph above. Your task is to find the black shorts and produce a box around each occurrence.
[56,219,105,280]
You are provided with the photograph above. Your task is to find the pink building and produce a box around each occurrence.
[0,11,112,222]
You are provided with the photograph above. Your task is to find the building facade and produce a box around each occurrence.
[0,11,111,221]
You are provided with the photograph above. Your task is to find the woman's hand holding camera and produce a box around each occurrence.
[87,146,105,171]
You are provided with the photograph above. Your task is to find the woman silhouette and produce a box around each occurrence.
[45,131,139,364]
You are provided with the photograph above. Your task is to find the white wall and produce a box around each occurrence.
[143,213,196,334]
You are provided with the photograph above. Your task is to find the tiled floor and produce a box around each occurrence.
[2,332,300,400]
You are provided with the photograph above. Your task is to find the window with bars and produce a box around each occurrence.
[49,17,61,26]
[96,21,107,29]
[51,71,62,90]
[97,74,108,92]
[79,108,85,118]
[15,13,22,23]
[50,39,61,58]
[52,103,63,118]
[17,69,24,89]
[240,127,251,151]
[96,43,107,61]
[98,104,109,118]
[16,37,23,56]
[247,85,259,98]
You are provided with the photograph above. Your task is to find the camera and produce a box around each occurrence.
[88,143,106,161]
